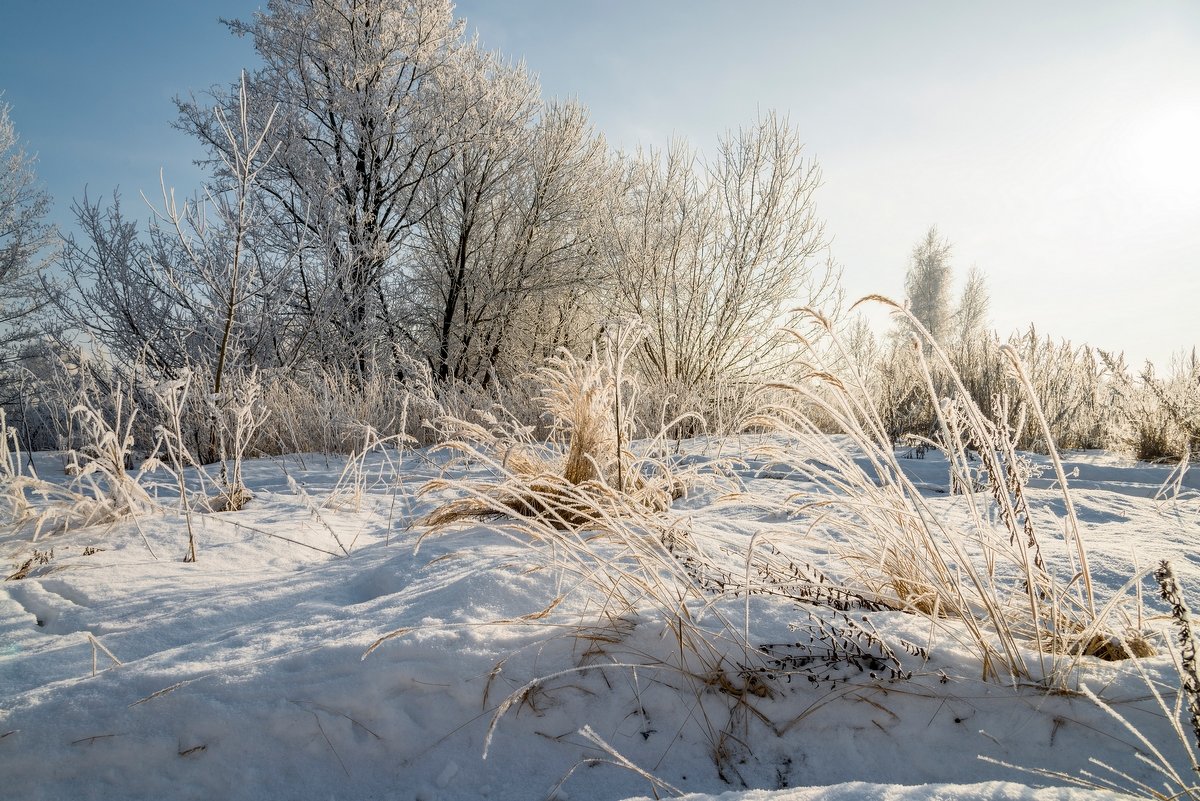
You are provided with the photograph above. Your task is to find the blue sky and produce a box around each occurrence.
[2,1,1197,368]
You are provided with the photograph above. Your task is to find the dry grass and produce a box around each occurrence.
[395,326,932,777]
[982,565,1200,799]
[1102,353,1200,465]
[1,387,161,556]
[4,360,439,563]
[0,408,36,526]
[746,298,1150,686]
[421,342,685,533]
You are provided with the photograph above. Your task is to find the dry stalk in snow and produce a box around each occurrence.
[748,298,1152,686]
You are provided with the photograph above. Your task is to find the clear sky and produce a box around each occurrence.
[1,1,1197,369]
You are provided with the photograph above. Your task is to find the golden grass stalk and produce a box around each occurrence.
[749,298,1149,686]
[402,326,922,774]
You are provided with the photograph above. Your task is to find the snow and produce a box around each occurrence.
[1,442,1197,800]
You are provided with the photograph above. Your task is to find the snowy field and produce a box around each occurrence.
[1,439,1198,801]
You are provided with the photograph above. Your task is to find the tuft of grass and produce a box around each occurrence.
[393,324,928,778]
[1101,351,1200,465]
[747,298,1150,686]
[543,347,621,487]
[422,336,686,532]
[65,386,158,521]
[2,386,161,557]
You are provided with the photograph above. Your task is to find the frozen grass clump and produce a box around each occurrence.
[748,299,1152,687]
[396,324,936,776]
[1,384,162,554]
[0,408,38,527]
[422,329,688,531]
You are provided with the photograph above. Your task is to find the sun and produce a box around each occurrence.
[1123,98,1200,202]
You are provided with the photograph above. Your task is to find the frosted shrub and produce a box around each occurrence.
[1003,328,1111,451]
[1102,351,1200,463]
[422,329,686,531]
[872,324,1116,452]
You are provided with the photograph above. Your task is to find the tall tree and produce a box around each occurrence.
[903,226,954,344]
[953,265,990,344]
[404,44,610,383]
[0,100,56,389]
[177,0,469,375]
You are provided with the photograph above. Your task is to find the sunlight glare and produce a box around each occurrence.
[1124,99,1200,201]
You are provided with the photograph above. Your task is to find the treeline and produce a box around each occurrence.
[62,0,834,392]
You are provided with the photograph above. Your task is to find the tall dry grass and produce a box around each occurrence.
[873,325,1115,452]
[380,326,926,775]
[748,299,1150,686]
[0,384,161,556]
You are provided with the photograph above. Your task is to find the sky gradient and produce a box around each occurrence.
[1,0,1196,369]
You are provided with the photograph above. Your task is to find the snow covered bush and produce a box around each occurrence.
[1103,351,1200,463]
[598,113,840,407]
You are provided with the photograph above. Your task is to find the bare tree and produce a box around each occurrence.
[177,0,470,376]
[58,193,191,374]
[59,80,296,387]
[404,42,610,383]
[154,75,282,395]
[405,46,540,382]
[0,100,56,383]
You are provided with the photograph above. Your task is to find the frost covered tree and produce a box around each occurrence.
[0,100,56,381]
[158,78,287,396]
[902,226,953,345]
[60,81,295,387]
[953,265,989,345]
[601,113,837,391]
[177,0,470,376]
[880,227,963,439]
[404,42,609,383]
[58,193,187,374]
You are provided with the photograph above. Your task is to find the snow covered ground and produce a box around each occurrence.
[1,440,1198,801]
